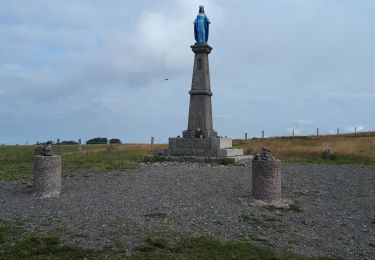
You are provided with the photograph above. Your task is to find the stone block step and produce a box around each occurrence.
[217,148,244,157]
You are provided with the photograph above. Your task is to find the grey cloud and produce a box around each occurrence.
[1,0,375,143]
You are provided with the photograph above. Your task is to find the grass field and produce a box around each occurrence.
[1,132,374,181]
[0,144,166,181]
[234,131,375,164]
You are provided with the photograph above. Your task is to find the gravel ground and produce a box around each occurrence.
[0,162,374,259]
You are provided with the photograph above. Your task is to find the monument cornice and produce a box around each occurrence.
[191,43,213,54]
[189,90,213,96]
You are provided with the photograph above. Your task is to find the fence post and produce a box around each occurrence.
[78,139,82,151]
[245,133,248,140]
[56,138,60,154]
[262,130,265,139]
[337,128,339,135]
[316,128,319,136]
[355,127,357,135]
[292,128,295,137]
[151,137,154,150]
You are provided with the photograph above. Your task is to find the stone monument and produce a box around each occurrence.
[33,141,62,198]
[252,148,281,202]
[146,6,251,163]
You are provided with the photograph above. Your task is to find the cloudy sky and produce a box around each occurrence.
[1,0,374,144]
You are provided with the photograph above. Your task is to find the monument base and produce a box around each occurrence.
[145,137,252,163]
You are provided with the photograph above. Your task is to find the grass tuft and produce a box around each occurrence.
[146,236,169,249]
[220,158,233,165]
[288,203,302,212]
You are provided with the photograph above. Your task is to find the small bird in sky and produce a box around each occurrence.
[165,78,169,81]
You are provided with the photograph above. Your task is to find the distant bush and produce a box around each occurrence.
[60,141,78,145]
[86,137,108,144]
[109,138,121,144]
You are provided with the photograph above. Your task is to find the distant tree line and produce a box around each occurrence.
[109,138,121,144]
[86,137,108,144]
[86,137,122,144]
[60,141,78,145]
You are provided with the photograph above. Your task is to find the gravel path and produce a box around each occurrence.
[0,162,374,259]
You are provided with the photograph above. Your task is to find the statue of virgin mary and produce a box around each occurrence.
[194,6,210,43]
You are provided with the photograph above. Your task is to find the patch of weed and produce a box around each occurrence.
[288,203,302,212]
[220,158,233,165]
[250,235,268,243]
[264,205,285,212]
[146,236,169,249]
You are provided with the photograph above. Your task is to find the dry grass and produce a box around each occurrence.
[234,132,375,164]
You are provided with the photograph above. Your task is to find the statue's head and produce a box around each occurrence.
[199,6,205,14]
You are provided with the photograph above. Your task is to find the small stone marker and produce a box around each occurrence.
[322,149,333,159]
[33,141,61,198]
[252,148,281,202]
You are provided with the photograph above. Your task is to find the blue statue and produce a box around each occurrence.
[194,6,210,43]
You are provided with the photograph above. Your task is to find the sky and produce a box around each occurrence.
[1,0,375,144]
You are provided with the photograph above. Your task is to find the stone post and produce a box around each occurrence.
[252,148,281,202]
[33,142,61,198]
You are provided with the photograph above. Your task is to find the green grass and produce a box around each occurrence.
[0,144,154,181]
[0,220,305,259]
[133,236,302,259]
[0,220,100,259]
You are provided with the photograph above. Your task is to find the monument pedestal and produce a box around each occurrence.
[145,138,252,163]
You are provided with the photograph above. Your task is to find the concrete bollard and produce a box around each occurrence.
[33,142,62,198]
[252,148,281,202]
[33,155,61,198]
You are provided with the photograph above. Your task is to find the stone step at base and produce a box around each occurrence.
[144,155,253,164]
[217,148,244,157]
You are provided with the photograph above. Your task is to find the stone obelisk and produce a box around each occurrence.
[145,6,251,163]
[182,43,217,138]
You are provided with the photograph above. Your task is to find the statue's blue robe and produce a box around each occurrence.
[194,15,210,43]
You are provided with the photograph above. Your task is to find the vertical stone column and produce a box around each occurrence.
[252,148,281,202]
[183,43,217,138]
[33,142,61,198]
